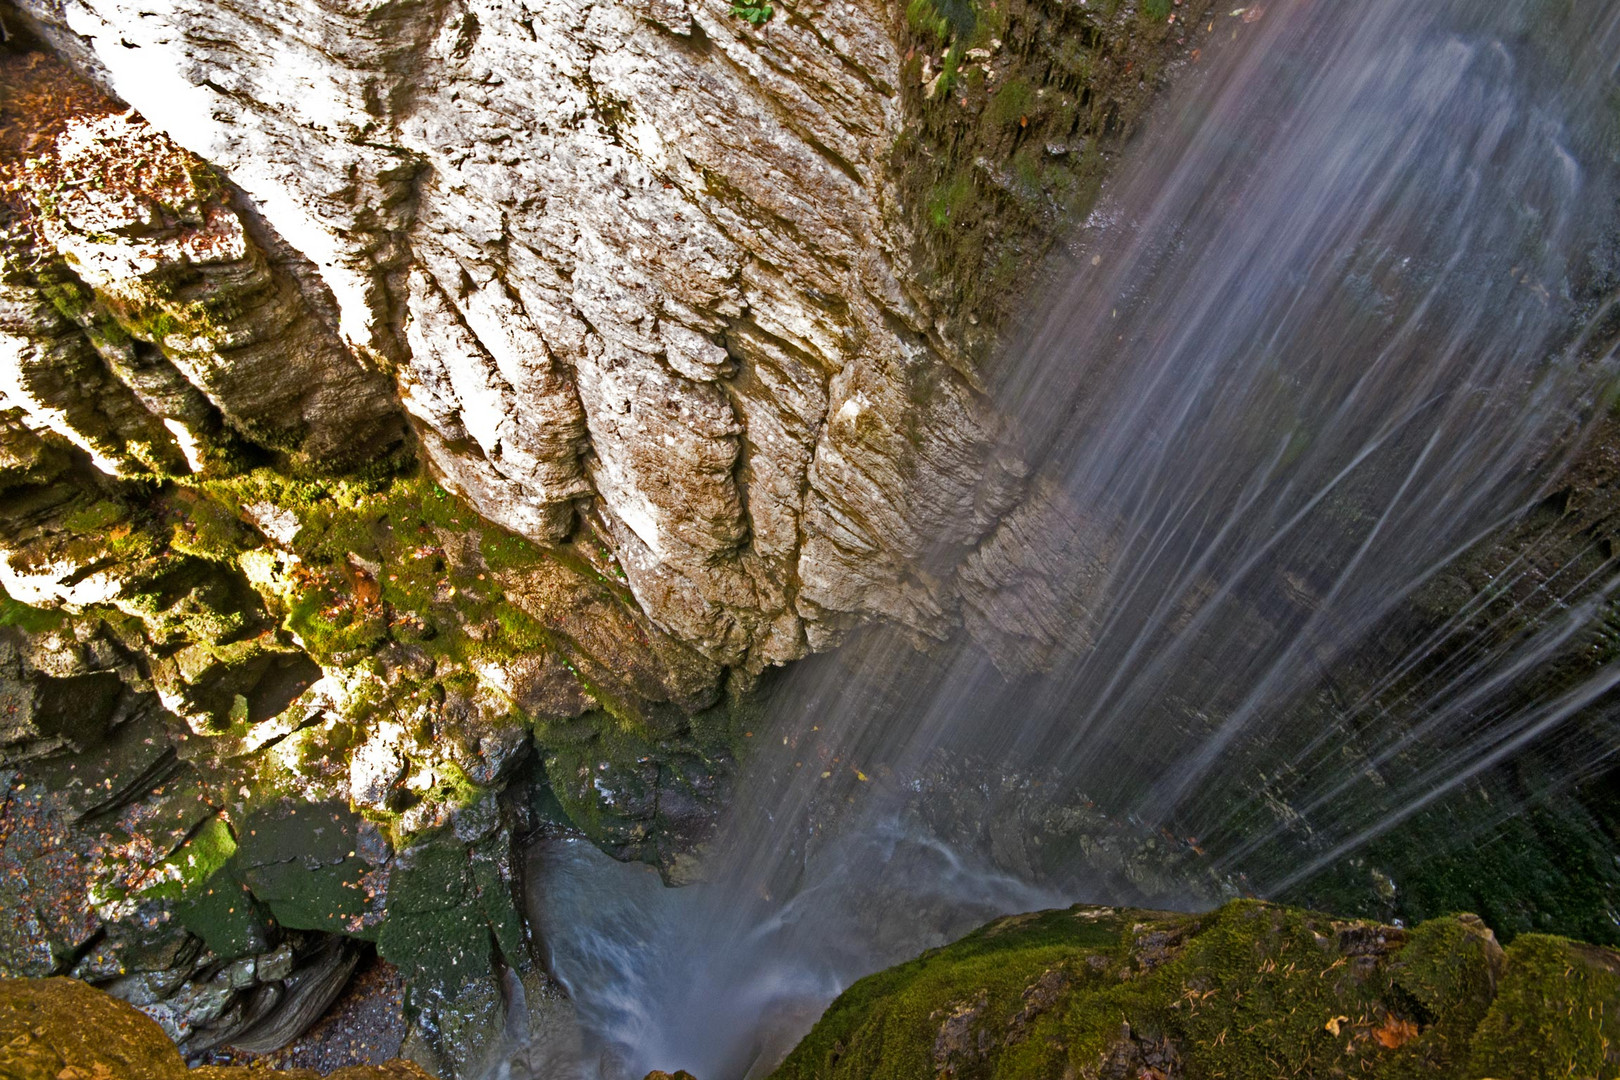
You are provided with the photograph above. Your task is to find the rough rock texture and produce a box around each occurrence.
[0,5,1216,999]
[768,899,1620,1080]
[2,0,1211,674]
[0,0,1216,1035]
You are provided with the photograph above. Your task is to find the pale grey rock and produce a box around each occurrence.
[349,720,410,811]
[956,479,1113,674]
[660,321,730,383]
[0,252,188,477]
[3,105,404,475]
[10,0,1055,672]
[255,943,295,983]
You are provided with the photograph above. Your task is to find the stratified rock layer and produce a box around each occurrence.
[0,11,1216,1050]
[4,0,1212,673]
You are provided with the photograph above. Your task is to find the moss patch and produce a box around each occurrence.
[376,827,523,1004]
[772,900,1620,1080]
[893,0,1216,362]
[1467,935,1620,1079]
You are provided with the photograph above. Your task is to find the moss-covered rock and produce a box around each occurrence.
[0,975,436,1079]
[769,900,1620,1080]
[893,0,1218,363]
[0,975,187,1079]
[375,825,522,1004]
[1466,934,1620,1080]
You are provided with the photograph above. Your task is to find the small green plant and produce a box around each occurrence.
[905,0,976,41]
[730,2,774,25]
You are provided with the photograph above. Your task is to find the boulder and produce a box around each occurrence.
[769,900,1620,1080]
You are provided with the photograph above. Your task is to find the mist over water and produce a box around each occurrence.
[528,1,1620,1076]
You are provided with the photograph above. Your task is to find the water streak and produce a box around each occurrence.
[529,2,1620,1076]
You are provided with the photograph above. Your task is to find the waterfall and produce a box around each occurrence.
[529,1,1620,1076]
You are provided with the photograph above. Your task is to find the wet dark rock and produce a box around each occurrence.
[0,628,122,762]
[194,939,361,1054]
[375,825,522,1005]
[229,801,386,942]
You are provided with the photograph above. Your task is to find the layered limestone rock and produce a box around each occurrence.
[0,53,405,479]
[4,0,1213,673]
[0,4,1228,1069]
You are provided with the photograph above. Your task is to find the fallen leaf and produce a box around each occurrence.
[1373,1015,1419,1049]
[1325,1015,1348,1036]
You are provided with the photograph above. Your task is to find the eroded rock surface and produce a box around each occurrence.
[0,3,1225,1070]
[3,0,1211,673]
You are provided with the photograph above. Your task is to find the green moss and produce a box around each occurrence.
[62,498,128,533]
[377,829,521,999]
[1467,935,1620,1079]
[927,171,978,231]
[772,901,1620,1080]
[986,78,1034,129]
[906,0,978,42]
[216,801,383,942]
[142,815,238,902]
[35,271,97,325]
[893,0,1217,362]
[241,854,376,939]
[1391,916,1500,1064]
[160,489,255,563]
[0,585,66,634]
[175,868,273,959]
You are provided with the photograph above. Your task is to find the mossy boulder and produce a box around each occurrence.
[375,826,523,1004]
[769,899,1620,1080]
[0,975,187,1079]
[0,976,435,1079]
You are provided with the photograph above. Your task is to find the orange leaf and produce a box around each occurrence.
[1373,1015,1418,1049]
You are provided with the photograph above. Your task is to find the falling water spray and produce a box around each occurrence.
[530,2,1620,1076]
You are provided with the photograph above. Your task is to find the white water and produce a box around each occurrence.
[526,2,1620,1076]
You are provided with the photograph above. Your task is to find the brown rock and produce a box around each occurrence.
[0,975,187,1080]
[0,977,437,1080]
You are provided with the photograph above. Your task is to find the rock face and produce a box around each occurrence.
[0,11,1214,1051]
[2,0,1209,673]
[768,899,1620,1080]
